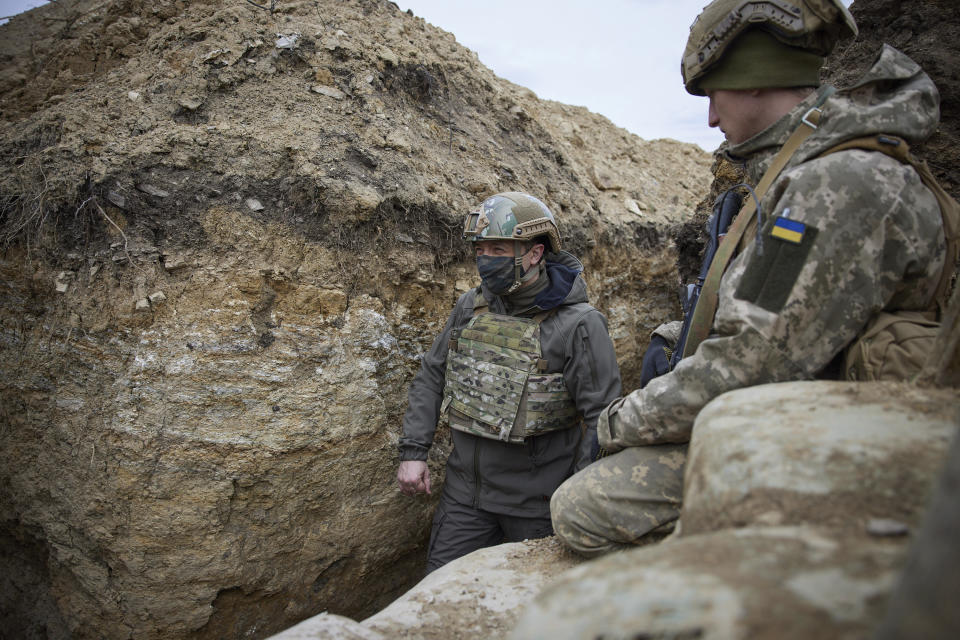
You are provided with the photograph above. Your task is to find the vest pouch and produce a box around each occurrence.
[523,372,580,437]
[843,311,939,382]
[442,309,579,443]
[444,348,529,442]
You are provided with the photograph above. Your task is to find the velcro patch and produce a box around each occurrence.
[735,219,819,313]
[770,217,806,244]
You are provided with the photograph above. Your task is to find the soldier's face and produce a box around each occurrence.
[474,239,516,258]
[475,240,544,272]
[706,89,766,145]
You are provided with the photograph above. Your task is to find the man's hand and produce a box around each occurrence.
[397,460,432,496]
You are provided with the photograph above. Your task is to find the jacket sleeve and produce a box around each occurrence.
[652,320,683,348]
[398,292,473,461]
[562,308,622,467]
[599,151,945,451]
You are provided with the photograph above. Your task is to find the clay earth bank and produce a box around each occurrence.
[0,1,711,638]
[3,0,959,638]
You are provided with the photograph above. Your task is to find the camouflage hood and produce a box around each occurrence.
[729,45,940,182]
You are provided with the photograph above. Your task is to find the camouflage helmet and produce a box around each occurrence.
[682,0,858,96]
[462,192,561,253]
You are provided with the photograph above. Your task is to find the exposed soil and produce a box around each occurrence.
[0,0,957,638]
[0,2,711,638]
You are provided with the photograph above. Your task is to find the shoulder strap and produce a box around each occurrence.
[682,105,826,358]
[818,135,959,315]
[529,308,559,372]
[531,308,556,324]
[450,288,486,351]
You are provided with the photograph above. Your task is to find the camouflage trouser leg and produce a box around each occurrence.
[550,443,687,557]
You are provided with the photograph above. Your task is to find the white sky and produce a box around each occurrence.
[0,1,854,152]
[395,0,725,151]
[0,0,44,20]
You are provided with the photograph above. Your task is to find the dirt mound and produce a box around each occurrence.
[0,2,711,638]
[0,0,708,254]
[0,0,710,385]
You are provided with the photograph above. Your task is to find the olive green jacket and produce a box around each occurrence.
[399,252,622,517]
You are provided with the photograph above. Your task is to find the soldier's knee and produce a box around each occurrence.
[550,479,615,558]
[553,512,619,558]
[549,480,573,534]
[550,478,571,517]
[550,478,580,544]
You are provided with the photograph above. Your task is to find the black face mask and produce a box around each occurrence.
[476,255,518,295]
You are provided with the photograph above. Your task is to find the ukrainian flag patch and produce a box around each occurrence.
[770,217,806,244]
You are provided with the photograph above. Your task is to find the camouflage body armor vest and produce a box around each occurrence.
[440,294,580,444]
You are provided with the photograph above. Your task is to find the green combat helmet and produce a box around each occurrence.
[462,191,561,252]
[682,0,858,96]
[462,192,562,296]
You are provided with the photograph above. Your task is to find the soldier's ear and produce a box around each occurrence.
[531,243,546,265]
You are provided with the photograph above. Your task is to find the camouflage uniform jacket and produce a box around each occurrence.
[601,45,946,451]
[399,251,622,517]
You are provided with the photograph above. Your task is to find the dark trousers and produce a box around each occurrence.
[426,490,554,574]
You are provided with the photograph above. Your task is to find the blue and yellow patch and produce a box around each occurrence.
[736,214,818,313]
[770,217,806,244]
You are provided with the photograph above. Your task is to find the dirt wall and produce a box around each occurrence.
[0,1,711,638]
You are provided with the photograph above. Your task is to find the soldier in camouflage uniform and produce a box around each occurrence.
[552,0,948,557]
[397,192,621,572]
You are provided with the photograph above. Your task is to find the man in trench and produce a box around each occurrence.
[397,191,621,573]
[551,0,952,557]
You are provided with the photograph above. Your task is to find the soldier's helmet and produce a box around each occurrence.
[462,192,561,253]
[682,0,858,96]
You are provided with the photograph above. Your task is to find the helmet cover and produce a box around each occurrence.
[682,0,857,95]
[462,192,561,253]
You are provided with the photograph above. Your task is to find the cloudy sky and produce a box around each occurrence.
[0,1,854,152]
[395,0,725,151]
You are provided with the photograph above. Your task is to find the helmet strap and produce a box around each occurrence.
[503,242,535,295]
